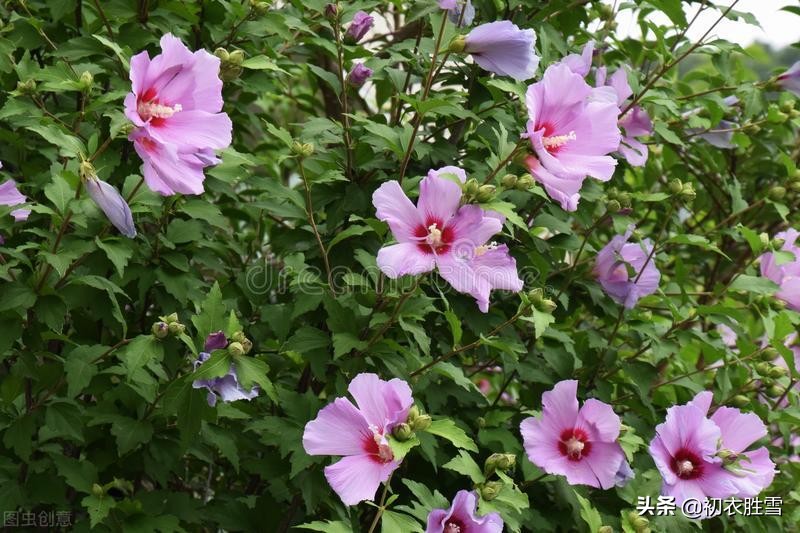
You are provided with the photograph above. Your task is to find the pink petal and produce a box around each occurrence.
[428,166,467,184]
[710,407,767,453]
[541,380,580,432]
[348,373,413,430]
[324,454,399,506]
[725,447,775,498]
[372,180,423,242]
[377,242,436,278]
[618,137,648,167]
[303,398,371,456]
[149,110,232,151]
[575,398,621,442]
[520,417,564,469]
[418,174,463,227]
[583,441,626,489]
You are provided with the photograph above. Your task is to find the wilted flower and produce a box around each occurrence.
[426,490,503,533]
[759,228,800,311]
[649,391,776,515]
[463,21,539,82]
[345,11,373,43]
[520,380,630,489]
[303,373,413,505]
[777,61,800,97]
[372,166,523,312]
[593,226,660,308]
[523,62,621,211]
[84,177,137,238]
[126,33,232,195]
[192,332,259,407]
[347,62,373,87]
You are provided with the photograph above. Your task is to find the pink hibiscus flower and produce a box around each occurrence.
[372,167,523,312]
[760,228,800,311]
[520,380,630,489]
[426,490,503,533]
[593,225,660,308]
[302,373,413,506]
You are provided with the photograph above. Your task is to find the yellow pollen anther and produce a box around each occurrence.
[475,241,498,257]
[543,130,577,149]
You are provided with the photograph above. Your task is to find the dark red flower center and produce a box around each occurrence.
[414,217,454,254]
[362,429,393,464]
[671,448,703,480]
[444,519,465,533]
[558,428,592,462]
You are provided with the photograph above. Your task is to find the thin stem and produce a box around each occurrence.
[91,0,115,39]
[554,212,609,302]
[482,140,526,185]
[397,14,449,184]
[366,474,393,533]
[298,158,335,293]
[333,4,354,180]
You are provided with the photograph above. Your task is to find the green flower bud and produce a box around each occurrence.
[632,516,649,531]
[228,50,245,66]
[755,361,772,376]
[16,79,36,94]
[501,174,518,188]
[92,483,104,497]
[761,377,774,387]
[538,298,557,313]
[232,331,247,343]
[781,100,795,113]
[465,178,480,196]
[480,481,503,501]
[607,199,621,213]
[79,71,93,92]
[411,414,432,432]
[250,0,270,15]
[760,347,779,361]
[766,384,784,398]
[770,111,789,123]
[407,405,420,423]
[680,183,696,201]
[731,395,750,408]
[79,160,96,181]
[748,123,761,134]
[668,178,683,194]
[789,181,800,192]
[214,48,230,61]
[477,416,486,428]
[151,321,169,339]
[241,338,253,354]
[791,109,800,118]
[759,232,770,249]
[484,453,516,475]
[393,422,413,441]
[168,322,185,335]
[476,184,496,203]
[769,366,787,378]
[527,288,544,305]
[618,192,632,208]
[163,313,179,324]
[598,527,613,533]
[228,341,245,357]
[448,35,467,54]
[291,141,315,157]
[515,174,534,190]
[771,237,786,250]
[768,186,787,201]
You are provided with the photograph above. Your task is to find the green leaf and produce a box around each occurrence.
[297,521,353,533]
[233,355,277,401]
[81,494,116,528]
[426,419,478,452]
[192,282,227,340]
[43,173,74,214]
[727,275,778,295]
[381,510,423,533]
[64,345,104,397]
[119,335,163,376]
[387,434,420,461]
[26,123,85,157]
[95,238,134,277]
[51,454,97,493]
[575,491,603,532]
[192,350,233,381]
[442,450,484,483]
[242,55,287,73]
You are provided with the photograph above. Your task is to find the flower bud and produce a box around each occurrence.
[771,237,786,250]
[464,178,480,196]
[241,338,253,354]
[607,199,621,213]
[79,71,93,92]
[527,288,544,305]
[407,405,420,423]
[92,483,104,497]
[476,184,496,203]
[411,414,432,432]
[79,160,96,181]
[291,141,315,157]
[515,174,534,190]
[766,384,784,398]
[232,331,247,343]
[163,313,179,324]
[346,63,373,88]
[484,453,516,475]
[768,186,786,201]
[731,395,750,408]
[538,298,557,313]
[479,481,503,501]
[228,341,245,357]
[393,422,413,441]
[667,178,683,194]
[632,516,649,532]
[781,100,795,113]
[448,35,467,53]
[16,79,36,94]
[755,361,772,376]
[324,3,338,19]
[152,321,169,339]
[769,366,787,378]
[761,377,774,387]
[760,347,779,361]
[501,174,518,188]
[250,0,270,15]
[718,448,739,465]
[747,123,761,133]
[598,527,613,533]
[168,322,185,335]
[680,183,696,201]
[618,192,632,208]
[214,48,230,62]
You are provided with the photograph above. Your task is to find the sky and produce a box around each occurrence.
[604,0,800,49]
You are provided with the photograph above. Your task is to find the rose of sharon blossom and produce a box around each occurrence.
[760,228,800,311]
[523,62,621,211]
[593,226,660,308]
[520,380,630,489]
[372,167,523,312]
[463,21,539,82]
[426,490,503,533]
[192,332,259,407]
[649,391,776,514]
[345,11,373,43]
[126,33,232,195]
[347,62,373,87]
[302,373,413,506]
[777,61,800,97]
[85,177,137,238]
[0,179,30,222]
[596,66,652,166]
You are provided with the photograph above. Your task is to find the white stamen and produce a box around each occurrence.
[426,223,443,248]
[138,101,182,121]
[677,460,694,476]
[542,130,577,149]
[565,437,585,458]
[475,241,499,257]
[372,429,394,462]
[444,524,462,533]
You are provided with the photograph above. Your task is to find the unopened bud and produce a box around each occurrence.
[680,183,696,200]
[291,141,315,157]
[407,405,420,422]
[228,50,245,66]
[393,422,413,441]
[79,71,93,92]
[527,288,544,305]
[79,160,96,180]
[769,366,787,378]
[618,192,632,208]
[768,186,786,201]
[16,79,36,94]
[632,516,649,531]
[718,448,738,465]
[232,331,247,344]
[598,527,613,533]
[539,299,557,313]
[501,174,518,188]
[324,3,338,18]
[771,237,786,250]
[213,48,230,61]
[731,395,750,408]
[465,178,480,196]
[250,0,270,15]
[607,199,621,213]
[152,321,169,339]
[781,100,795,113]
[761,347,779,361]
[480,481,503,501]
[241,338,253,354]
[761,377,774,387]
[484,453,516,475]
[771,111,789,123]
[668,178,683,194]
[766,384,784,398]
[448,35,467,53]
[228,341,245,357]
[168,322,185,335]
[163,313,179,324]
[92,483,104,497]
[755,362,772,376]
[747,123,761,133]
[515,174,534,190]
[477,416,486,428]
[476,184,496,203]
[411,414,432,432]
